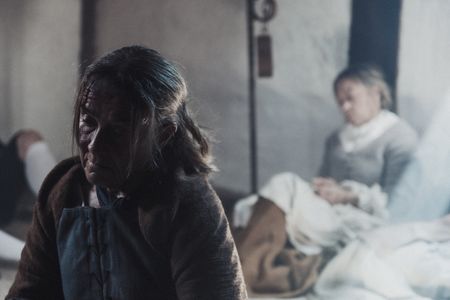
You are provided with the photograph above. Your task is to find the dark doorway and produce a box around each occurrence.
[79,0,97,78]
[349,0,402,112]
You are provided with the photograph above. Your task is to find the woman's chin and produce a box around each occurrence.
[347,117,366,126]
[85,171,114,188]
[86,171,102,185]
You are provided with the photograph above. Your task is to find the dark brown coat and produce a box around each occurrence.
[7,157,247,300]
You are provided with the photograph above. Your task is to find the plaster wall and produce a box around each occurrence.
[7,0,448,192]
[0,0,80,160]
[397,0,450,135]
[0,4,8,140]
[95,0,250,191]
[256,0,351,186]
[95,0,351,191]
[0,1,25,141]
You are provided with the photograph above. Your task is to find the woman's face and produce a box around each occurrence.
[335,78,381,126]
[78,91,151,191]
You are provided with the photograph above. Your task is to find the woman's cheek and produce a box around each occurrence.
[78,130,92,154]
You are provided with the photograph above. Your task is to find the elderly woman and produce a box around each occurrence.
[7,46,247,300]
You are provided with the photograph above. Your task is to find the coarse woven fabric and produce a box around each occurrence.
[6,157,247,300]
[319,119,418,197]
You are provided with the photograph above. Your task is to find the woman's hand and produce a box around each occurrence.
[312,177,358,205]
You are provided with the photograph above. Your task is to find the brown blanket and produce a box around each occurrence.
[233,198,321,298]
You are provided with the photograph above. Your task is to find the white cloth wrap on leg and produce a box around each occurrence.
[0,230,25,261]
[233,173,387,255]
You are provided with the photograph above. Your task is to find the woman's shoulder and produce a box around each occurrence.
[166,175,222,222]
[36,157,87,220]
[138,173,220,220]
[324,129,341,148]
[384,118,418,148]
[175,174,216,201]
[166,174,223,222]
[137,174,224,247]
[39,157,82,193]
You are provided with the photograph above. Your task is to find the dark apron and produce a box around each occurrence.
[57,186,176,300]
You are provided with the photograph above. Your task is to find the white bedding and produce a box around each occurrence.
[236,173,450,300]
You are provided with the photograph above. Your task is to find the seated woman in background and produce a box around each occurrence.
[314,63,418,214]
[0,130,56,261]
[232,64,418,297]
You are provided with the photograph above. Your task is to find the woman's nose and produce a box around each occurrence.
[88,128,105,152]
[341,101,351,112]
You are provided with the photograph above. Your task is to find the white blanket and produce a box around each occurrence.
[235,173,450,299]
[234,172,387,255]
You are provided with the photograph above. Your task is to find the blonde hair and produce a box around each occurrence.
[334,63,392,109]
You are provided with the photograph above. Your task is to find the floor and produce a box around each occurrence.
[0,191,33,298]
[0,264,17,298]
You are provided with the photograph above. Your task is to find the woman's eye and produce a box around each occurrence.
[80,114,94,125]
[79,114,96,132]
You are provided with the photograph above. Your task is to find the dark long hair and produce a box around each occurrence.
[73,45,215,176]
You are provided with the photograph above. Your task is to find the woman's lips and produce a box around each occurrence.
[84,153,108,168]
[86,159,109,171]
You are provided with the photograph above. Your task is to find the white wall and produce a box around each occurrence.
[0,0,26,141]
[256,0,350,186]
[3,0,449,193]
[397,0,450,135]
[391,0,450,220]
[95,0,351,191]
[0,4,9,140]
[0,0,80,160]
[95,0,251,191]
